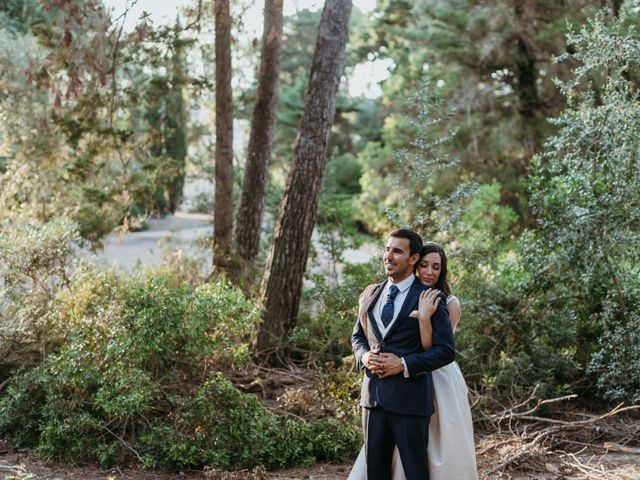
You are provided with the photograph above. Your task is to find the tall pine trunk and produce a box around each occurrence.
[256,0,352,358]
[167,20,188,213]
[514,3,541,161]
[234,0,284,263]
[213,0,234,270]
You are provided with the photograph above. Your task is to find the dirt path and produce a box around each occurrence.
[85,174,378,273]
[89,211,377,273]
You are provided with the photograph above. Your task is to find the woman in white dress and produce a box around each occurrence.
[348,242,478,480]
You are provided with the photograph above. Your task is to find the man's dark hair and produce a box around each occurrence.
[389,228,423,256]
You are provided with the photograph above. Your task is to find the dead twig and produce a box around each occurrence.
[603,442,640,455]
[480,385,578,425]
[482,398,640,476]
[97,424,144,464]
[254,364,311,383]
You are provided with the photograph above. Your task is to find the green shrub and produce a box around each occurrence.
[294,258,380,362]
[0,369,45,448]
[0,368,359,470]
[309,418,360,462]
[0,216,80,372]
[587,283,640,403]
[524,11,640,404]
[137,374,278,469]
[0,241,360,470]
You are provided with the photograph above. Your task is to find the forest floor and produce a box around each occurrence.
[10,184,639,479]
[2,366,639,479]
[2,434,640,480]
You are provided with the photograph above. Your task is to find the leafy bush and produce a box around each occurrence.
[0,368,359,470]
[135,374,337,470]
[587,285,640,403]
[525,11,640,403]
[0,216,80,372]
[294,258,380,362]
[0,219,359,469]
[433,184,579,406]
[0,268,262,464]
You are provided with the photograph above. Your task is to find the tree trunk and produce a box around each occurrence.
[515,35,540,155]
[234,0,284,263]
[167,20,188,213]
[213,0,234,270]
[513,4,541,160]
[256,0,352,359]
[604,0,624,18]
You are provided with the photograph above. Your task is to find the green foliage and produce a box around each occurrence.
[135,374,323,470]
[0,216,80,371]
[314,194,366,285]
[354,141,398,234]
[0,0,43,34]
[428,184,574,406]
[314,363,363,423]
[308,418,360,462]
[454,183,519,251]
[0,218,358,470]
[315,152,366,273]
[447,8,640,407]
[353,0,605,230]
[0,4,199,245]
[588,290,640,403]
[527,10,640,402]
[295,259,380,361]
[324,153,362,195]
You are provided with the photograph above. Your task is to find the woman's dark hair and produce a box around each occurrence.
[419,242,451,296]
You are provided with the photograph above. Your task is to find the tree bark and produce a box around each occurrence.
[604,0,624,18]
[256,0,352,358]
[234,0,284,262]
[167,21,188,213]
[213,0,234,270]
[514,3,541,159]
[612,0,624,17]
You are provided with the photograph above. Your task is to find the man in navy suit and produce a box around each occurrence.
[352,229,455,479]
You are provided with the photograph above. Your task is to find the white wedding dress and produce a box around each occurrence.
[348,296,478,480]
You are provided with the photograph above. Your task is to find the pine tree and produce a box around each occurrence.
[257,0,353,359]
[234,0,283,263]
[213,0,234,270]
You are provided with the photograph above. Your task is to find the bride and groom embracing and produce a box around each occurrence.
[349,229,478,480]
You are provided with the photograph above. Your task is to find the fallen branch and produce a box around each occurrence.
[0,378,11,394]
[0,464,22,472]
[481,388,578,425]
[560,452,608,480]
[603,442,640,455]
[254,364,311,383]
[482,399,640,476]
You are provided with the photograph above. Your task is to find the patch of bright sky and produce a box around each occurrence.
[102,0,390,98]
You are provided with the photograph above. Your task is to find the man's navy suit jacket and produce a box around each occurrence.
[351,276,456,417]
